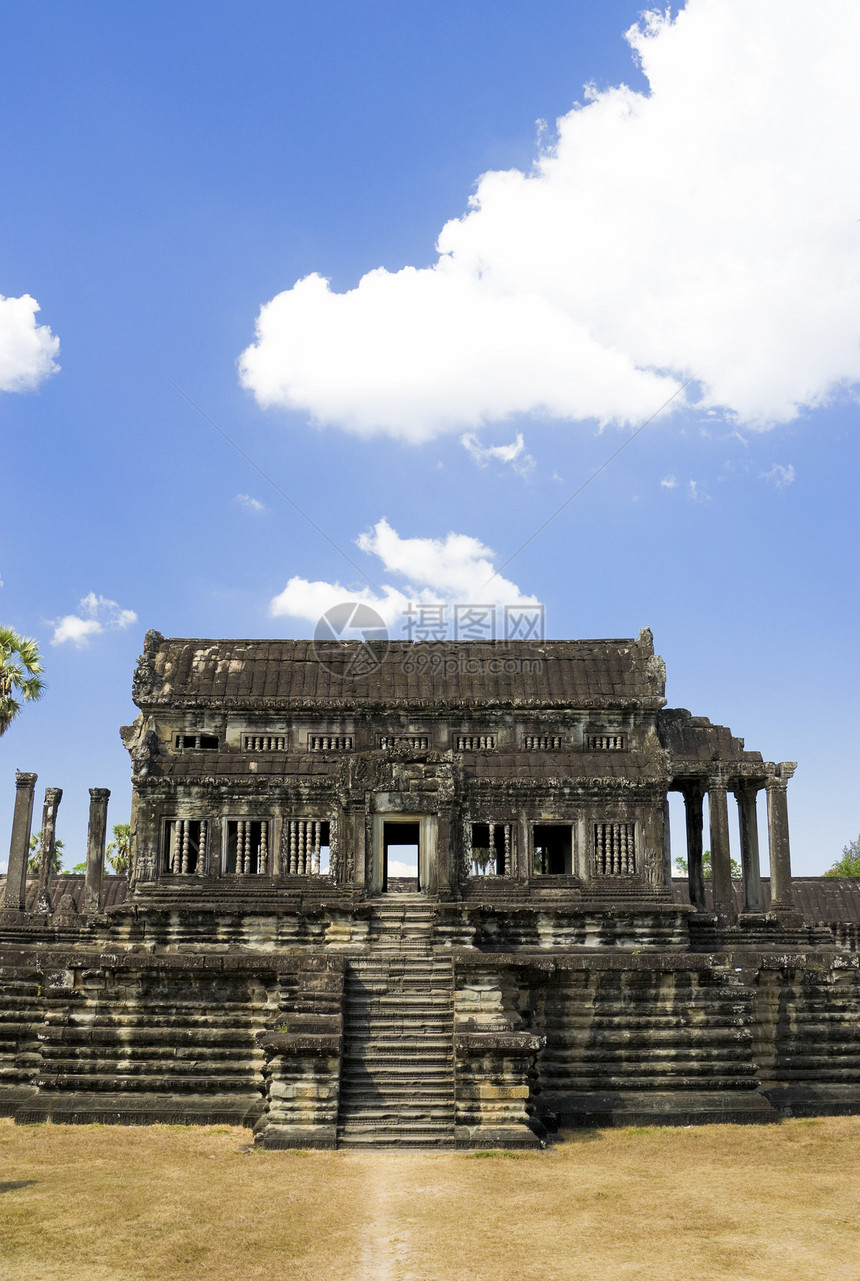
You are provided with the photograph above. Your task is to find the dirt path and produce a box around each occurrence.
[352,1155,420,1281]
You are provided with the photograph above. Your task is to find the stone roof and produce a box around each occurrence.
[672,877,860,923]
[0,874,129,912]
[132,630,666,711]
[659,708,764,768]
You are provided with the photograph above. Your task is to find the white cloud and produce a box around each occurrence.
[51,592,138,647]
[0,294,59,392]
[688,480,710,503]
[270,518,537,626]
[660,474,678,489]
[239,0,860,442]
[235,493,266,512]
[762,462,795,488]
[461,432,535,476]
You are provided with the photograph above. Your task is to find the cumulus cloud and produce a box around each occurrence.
[0,294,59,392]
[270,518,537,626]
[660,474,678,490]
[235,493,266,512]
[762,463,796,488]
[461,432,535,476]
[239,0,860,442]
[51,593,138,647]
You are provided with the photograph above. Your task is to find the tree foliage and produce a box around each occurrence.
[106,823,131,875]
[28,831,65,875]
[825,835,860,877]
[675,849,743,879]
[0,626,45,736]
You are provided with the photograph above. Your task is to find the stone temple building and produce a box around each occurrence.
[1,627,858,1147]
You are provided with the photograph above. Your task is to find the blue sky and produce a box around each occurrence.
[1,0,858,874]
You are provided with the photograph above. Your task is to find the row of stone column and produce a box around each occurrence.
[1,771,110,916]
[679,764,795,916]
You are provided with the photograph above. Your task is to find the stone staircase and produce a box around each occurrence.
[337,896,456,1147]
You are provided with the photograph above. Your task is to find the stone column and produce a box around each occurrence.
[84,788,110,915]
[3,771,37,912]
[767,763,797,909]
[708,777,735,920]
[734,784,764,912]
[681,783,706,911]
[36,787,63,913]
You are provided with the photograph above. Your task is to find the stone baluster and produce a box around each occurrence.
[260,822,268,875]
[85,787,110,914]
[681,783,706,911]
[289,821,297,875]
[36,786,63,913]
[312,821,321,875]
[708,777,735,920]
[180,820,190,874]
[735,784,764,912]
[197,820,208,876]
[503,824,511,877]
[488,822,495,876]
[3,771,37,912]
[767,763,797,909]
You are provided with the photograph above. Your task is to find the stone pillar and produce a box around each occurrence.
[3,771,37,912]
[681,783,706,911]
[36,787,63,913]
[767,763,797,909]
[708,778,735,920]
[735,784,764,912]
[84,788,110,915]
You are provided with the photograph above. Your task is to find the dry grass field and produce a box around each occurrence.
[1,1116,858,1281]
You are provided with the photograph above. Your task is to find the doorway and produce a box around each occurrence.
[383,819,420,892]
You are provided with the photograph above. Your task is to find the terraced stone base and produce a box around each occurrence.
[543,1089,780,1128]
[14,1092,264,1127]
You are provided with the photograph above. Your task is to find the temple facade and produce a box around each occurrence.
[1,628,858,1147]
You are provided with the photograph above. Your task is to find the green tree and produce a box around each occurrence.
[824,835,860,877]
[106,823,131,875]
[0,626,45,736]
[28,831,66,875]
[675,849,743,879]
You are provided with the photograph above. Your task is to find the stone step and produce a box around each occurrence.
[38,1057,261,1078]
[36,1073,259,1093]
[43,1013,269,1029]
[49,1026,263,1047]
[40,1044,259,1064]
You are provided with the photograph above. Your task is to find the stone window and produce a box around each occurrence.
[225,819,271,875]
[379,735,430,750]
[469,822,512,876]
[533,824,573,875]
[243,734,287,751]
[283,819,330,875]
[523,735,564,750]
[162,819,208,874]
[174,733,219,750]
[455,734,496,751]
[587,733,626,751]
[307,735,353,751]
[594,822,637,874]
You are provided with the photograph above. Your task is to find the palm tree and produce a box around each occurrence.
[0,626,45,736]
[28,831,66,875]
[106,823,131,874]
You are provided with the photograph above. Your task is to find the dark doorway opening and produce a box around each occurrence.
[383,820,420,892]
[533,824,573,875]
